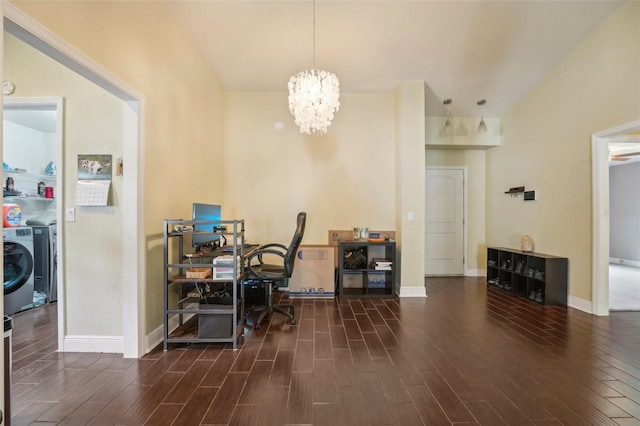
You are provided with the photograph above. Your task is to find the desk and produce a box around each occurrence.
[162,218,248,350]
[194,245,261,261]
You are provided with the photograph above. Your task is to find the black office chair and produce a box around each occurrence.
[245,212,306,328]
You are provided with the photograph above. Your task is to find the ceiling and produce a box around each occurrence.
[4,108,57,133]
[165,0,624,117]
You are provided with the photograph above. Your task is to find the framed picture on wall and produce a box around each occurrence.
[77,154,112,181]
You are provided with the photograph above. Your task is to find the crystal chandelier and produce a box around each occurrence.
[288,70,340,135]
[288,0,340,135]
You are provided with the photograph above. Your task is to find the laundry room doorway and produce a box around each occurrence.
[3,97,64,345]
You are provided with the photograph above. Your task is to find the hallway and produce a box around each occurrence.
[609,264,640,311]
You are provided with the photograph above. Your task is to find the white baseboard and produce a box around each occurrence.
[568,295,593,314]
[398,285,427,297]
[144,314,187,355]
[609,258,640,268]
[64,329,169,354]
[465,268,486,277]
[145,324,165,355]
[63,335,124,353]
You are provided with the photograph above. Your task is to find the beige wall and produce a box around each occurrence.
[486,1,640,302]
[395,82,426,293]
[224,92,396,244]
[10,1,225,336]
[4,33,124,335]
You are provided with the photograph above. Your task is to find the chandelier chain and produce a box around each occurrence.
[287,0,340,135]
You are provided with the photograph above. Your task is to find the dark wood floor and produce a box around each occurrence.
[8,276,640,425]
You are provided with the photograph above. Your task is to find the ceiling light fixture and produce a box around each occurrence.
[288,0,340,135]
[477,99,487,133]
[443,99,453,134]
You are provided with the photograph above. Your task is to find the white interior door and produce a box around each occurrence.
[425,168,465,275]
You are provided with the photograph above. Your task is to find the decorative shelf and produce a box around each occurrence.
[504,186,525,195]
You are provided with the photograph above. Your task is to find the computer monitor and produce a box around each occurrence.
[192,203,222,249]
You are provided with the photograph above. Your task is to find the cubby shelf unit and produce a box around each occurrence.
[487,247,568,306]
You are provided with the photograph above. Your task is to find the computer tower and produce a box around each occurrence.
[198,304,234,338]
[243,279,267,308]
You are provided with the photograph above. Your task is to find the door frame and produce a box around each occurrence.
[2,3,146,357]
[424,166,467,276]
[591,119,640,316]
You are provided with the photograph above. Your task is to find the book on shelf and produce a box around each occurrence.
[372,258,393,269]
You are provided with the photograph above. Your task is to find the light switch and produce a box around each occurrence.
[66,208,75,222]
[408,211,415,221]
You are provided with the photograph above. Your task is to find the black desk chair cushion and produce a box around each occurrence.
[246,244,289,279]
[245,212,306,328]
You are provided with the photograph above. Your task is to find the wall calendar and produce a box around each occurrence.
[75,180,111,206]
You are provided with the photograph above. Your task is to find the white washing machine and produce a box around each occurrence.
[4,226,35,315]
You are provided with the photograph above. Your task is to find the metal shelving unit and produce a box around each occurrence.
[162,218,248,350]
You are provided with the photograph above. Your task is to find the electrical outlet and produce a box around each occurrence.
[66,208,75,222]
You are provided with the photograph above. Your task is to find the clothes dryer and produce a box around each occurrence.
[4,226,35,315]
